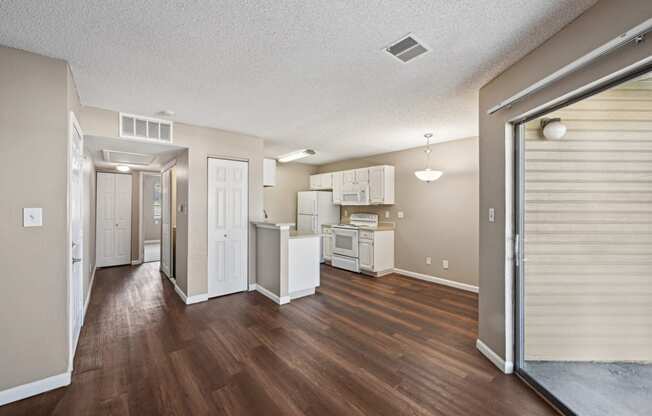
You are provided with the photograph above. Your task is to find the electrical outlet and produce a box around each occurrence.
[488,208,495,223]
[425,256,432,265]
[397,211,404,219]
[385,211,390,219]
[442,259,449,270]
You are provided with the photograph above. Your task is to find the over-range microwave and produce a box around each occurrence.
[341,184,369,205]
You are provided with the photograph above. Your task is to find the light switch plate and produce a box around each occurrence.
[425,256,432,265]
[23,207,43,227]
[488,208,495,223]
[385,211,390,219]
[442,259,449,270]
[397,211,404,219]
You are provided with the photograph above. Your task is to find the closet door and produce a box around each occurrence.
[208,158,248,297]
[96,172,132,267]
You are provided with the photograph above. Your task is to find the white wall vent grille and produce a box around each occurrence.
[120,113,173,142]
[385,34,429,63]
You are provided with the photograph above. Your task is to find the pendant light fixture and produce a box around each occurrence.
[414,133,443,183]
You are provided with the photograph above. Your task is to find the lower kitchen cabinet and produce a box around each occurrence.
[359,229,394,276]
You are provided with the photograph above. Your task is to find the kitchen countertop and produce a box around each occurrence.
[322,222,396,231]
[252,221,295,230]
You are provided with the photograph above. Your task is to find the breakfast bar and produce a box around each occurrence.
[252,221,321,304]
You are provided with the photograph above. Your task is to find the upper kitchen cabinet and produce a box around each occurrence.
[319,165,394,205]
[369,165,394,204]
[309,172,333,190]
[263,158,277,187]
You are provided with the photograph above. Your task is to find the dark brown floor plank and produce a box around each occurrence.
[0,262,555,416]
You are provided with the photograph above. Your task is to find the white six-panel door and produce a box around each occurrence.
[208,158,248,298]
[96,172,132,267]
[160,168,172,277]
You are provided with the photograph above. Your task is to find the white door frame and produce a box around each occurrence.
[207,156,249,298]
[139,171,162,263]
[160,160,175,279]
[67,111,84,372]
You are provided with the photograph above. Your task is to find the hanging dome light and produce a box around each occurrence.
[414,133,443,183]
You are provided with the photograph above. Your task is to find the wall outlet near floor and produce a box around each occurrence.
[425,256,432,265]
[397,211,404,219]
[442,259,449,270]
[385,211,390,219]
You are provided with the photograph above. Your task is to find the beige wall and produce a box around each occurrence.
[82,153,97,303]
[0,46,71,390]
[318,137,479,286]
[263,162,317,224]
[174,151,189,290]
[478,0,652,361]
[79,107,264,296]
[523,78,652,361]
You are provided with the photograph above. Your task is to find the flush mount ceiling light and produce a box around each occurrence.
[540,117,567,140]
[414,133,443,183]
[277,149,316,163]
[116,165,130,172]
[157,110,175,117]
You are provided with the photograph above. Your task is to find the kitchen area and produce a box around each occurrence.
[254,160,397,305]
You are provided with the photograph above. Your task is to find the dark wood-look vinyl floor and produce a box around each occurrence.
[1,263,555,416]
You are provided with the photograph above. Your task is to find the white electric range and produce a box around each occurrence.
[331,213,378,272]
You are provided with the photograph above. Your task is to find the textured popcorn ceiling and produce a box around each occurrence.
[0,0,596,164]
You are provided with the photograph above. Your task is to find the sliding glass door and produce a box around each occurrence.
[514,71,652,416]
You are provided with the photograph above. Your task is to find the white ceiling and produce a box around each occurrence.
[85,135,186,171]
[0,0,597,164]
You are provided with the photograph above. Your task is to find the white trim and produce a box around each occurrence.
[503,125,515,372]
[161,158,177,173]
[173,282,208,305]
[255,284,290,305]
[393,268,479,293]
[0,372,71,406]
[83,266,96,320]
[144,239,161,244]
[476,339,514,374]
[488,18,652,114]
[290,287,315,300]
[138,172,144,264]
[131,260,142,266]
[248,283,257,291]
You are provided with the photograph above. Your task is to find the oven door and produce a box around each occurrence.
[332,227,358,258]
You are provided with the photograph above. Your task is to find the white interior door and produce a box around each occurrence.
[69,112,84,364]
[161,168,172,277]
[208,158,248,297]
[96,172,132,267]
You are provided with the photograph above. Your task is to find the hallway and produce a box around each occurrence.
[0,263,553,415]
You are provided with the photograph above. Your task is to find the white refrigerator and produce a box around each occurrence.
[297,191,341,234]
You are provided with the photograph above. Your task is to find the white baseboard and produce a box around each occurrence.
[173,282,208,305]
[254,284,290,305]
[290,287,315,300]
[476,339,514,374]
[83,266,97,319]
[131,260,142,266]
[394,268,479,293]
[248,283,257,291]
[0,372,71,406]
[144,239,161,244]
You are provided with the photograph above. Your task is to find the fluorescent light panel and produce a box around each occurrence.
[277,149,316,163]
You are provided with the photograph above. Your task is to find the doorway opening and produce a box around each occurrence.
[142,173,162,262]
[514,71,652,415]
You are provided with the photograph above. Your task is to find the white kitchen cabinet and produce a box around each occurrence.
[369,165,395,205]
[310,173,333,190]
[263,158,276,187]
[309,174,321,190]
[355,168,369,184]
[332,171,343,204]
[358,229,394,275]
[342,170,355,187]
[358,239,373,270]
[322,228,333,261]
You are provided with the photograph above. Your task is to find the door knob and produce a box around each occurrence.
[224,234,227,238]
[72,257,82,264]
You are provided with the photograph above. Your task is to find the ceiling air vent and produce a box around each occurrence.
[120,113,173,142]
[385,34,429,63]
